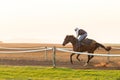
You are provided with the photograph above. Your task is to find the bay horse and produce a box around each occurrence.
[62,35,111,66]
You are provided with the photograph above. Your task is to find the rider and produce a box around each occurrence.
[74,27,87,47]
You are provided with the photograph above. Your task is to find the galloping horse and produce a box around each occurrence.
[62,35,111,66]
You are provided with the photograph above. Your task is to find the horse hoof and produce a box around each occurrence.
[83,63,88,66]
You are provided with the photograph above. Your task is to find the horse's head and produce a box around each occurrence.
[62,35,76,46]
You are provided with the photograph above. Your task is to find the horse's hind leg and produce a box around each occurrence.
[70,53,75,64]
[76,54,81,62]
[84,55,91,66]
[84,52,94,66]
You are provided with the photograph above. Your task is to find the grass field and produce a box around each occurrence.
[0,66,119,80]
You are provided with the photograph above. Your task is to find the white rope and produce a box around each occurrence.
[112,47,120,50]
[56,48,120,57]
[0,48,52,54]
[0,47,45,50]
[0,46,120,56]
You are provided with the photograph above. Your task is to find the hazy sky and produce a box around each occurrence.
[0,0,120,43]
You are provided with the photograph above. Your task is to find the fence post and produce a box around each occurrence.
[107,51,110,63]
[52,46,56,68]
[45,46,47,60]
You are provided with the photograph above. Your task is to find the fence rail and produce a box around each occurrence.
[0,48,52,54]
[112,47,120,50]
[0,46,52,61]
[56,48,120,57]
[0,47,46,50]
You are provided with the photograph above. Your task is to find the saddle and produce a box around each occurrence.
[78,38,96,46]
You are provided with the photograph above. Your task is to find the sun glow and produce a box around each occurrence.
[0,0,120,43]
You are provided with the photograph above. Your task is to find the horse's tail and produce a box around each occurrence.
[96,43,111,51]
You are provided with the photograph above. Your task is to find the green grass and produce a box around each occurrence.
[0,66,119,80]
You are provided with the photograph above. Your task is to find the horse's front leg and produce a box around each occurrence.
[70,53,75,64]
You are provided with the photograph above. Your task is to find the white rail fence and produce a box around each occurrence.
[56,48,120,57]
[0,47,46,50]
[112,47,120,50]
[0,47,53,60]
[0,46,120,68]
[0,48,52,54]
[53,47,120,68]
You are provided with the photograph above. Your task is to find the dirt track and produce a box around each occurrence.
[0,43,119,70]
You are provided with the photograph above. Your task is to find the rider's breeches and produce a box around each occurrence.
[78,33,87,42]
